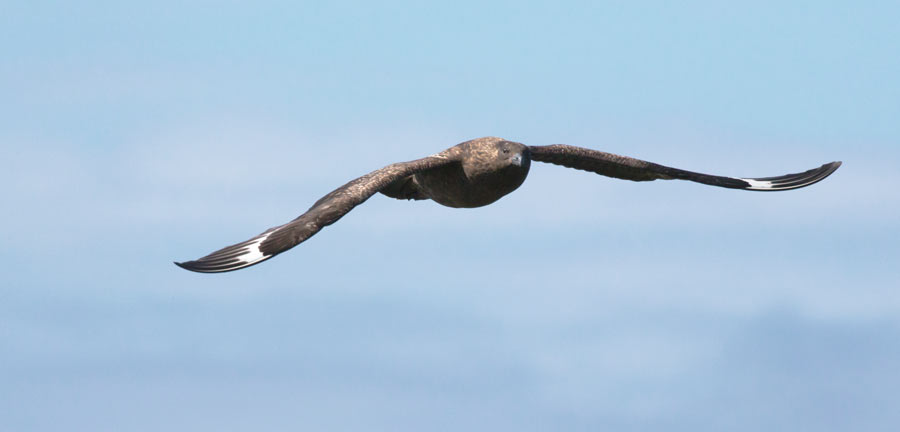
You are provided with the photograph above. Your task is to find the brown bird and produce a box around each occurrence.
[175,136,841,273]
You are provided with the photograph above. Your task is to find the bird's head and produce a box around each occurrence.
[467,136,530,169]
[456,136,532,187]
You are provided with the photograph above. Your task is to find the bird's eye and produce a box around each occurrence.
[502,148,510,154]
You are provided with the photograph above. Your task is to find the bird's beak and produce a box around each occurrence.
[510,154,523,166]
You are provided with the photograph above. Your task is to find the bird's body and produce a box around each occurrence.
[176,137,841,273]
[384,138,531,208]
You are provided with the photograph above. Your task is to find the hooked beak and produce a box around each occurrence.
[510,154,523,166]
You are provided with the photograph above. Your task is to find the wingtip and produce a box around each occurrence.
[175,260,222,273]
[739,160,842,191]
[821,160,842,177]
[173,259,226,273]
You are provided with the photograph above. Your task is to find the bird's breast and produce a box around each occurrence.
[415,163,529,208]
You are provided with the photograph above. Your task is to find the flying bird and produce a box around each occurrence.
[176,137,841,273]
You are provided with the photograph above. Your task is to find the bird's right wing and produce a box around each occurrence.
[175,152,457,273]
[529,144,841,190]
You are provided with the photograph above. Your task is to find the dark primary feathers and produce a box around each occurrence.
[176,137,841,273]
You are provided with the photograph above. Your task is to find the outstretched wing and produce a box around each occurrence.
[175,153,457,273]
[529,144,841,191]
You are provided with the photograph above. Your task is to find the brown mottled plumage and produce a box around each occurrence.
[176,137,841,273]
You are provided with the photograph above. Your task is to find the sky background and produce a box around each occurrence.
[2,1,899,430]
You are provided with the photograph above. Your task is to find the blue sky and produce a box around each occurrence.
[2,1,899,430]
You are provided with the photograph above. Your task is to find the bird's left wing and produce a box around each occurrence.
[175,152,456,273]
[529,144,841,191]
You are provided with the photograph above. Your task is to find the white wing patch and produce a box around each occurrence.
[233,232,271,265]
[739,178,775,190]
[175,228,280,273]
